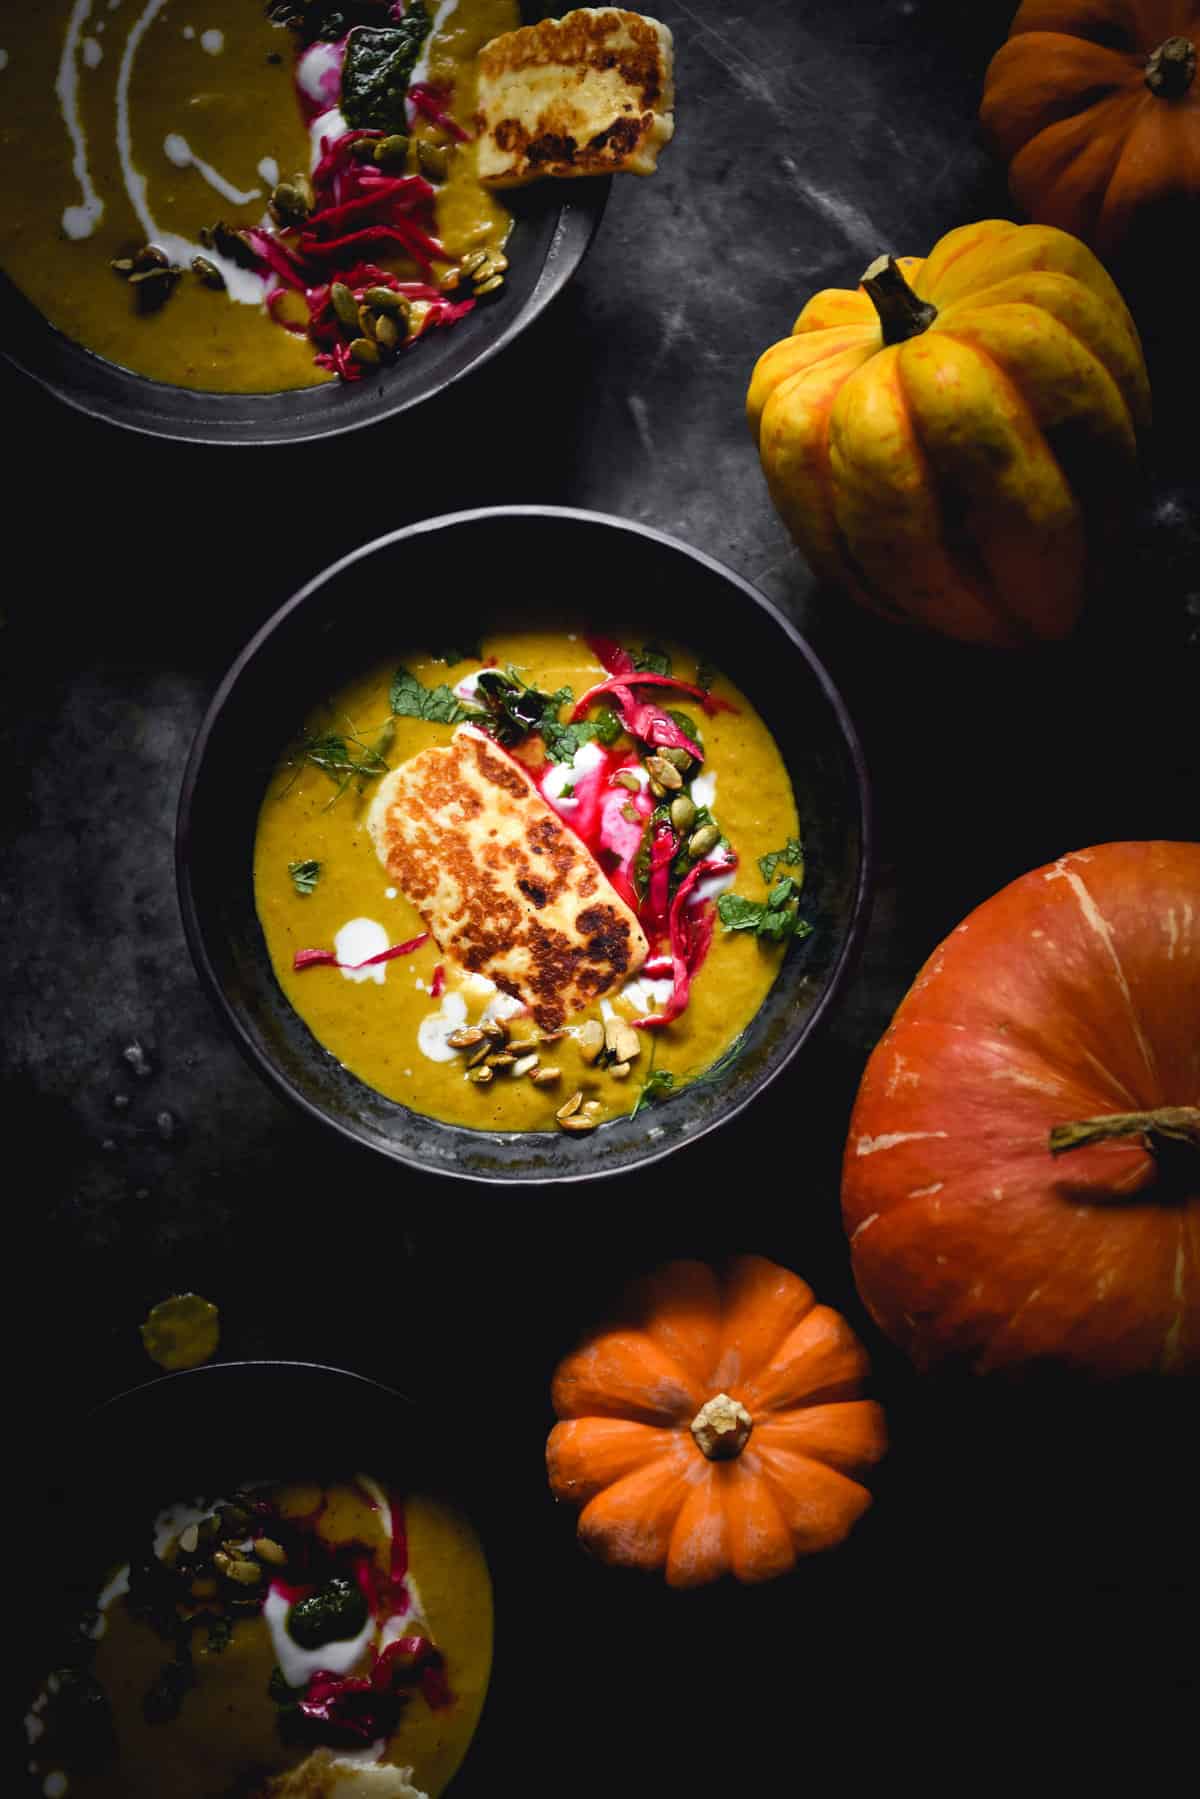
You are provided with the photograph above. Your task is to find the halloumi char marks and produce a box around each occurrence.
[369,725,648,1030]
[476,9,676,187]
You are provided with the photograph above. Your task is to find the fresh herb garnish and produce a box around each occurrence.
[695,660,718,693]
[541,717,597,764]
[589,705,624,745]
[266,4,388,44]
[632,1067,675,1118]
[340,4,432,132]
[297,724,391,806]
[429,641,482,666]
[758,836,805,886]
[633,642,672,676]
[287,1576,369,1650]
[288,859,321,896]
[389,665,482,726]
[474,668,574,750]
[667,709,702,748]
[718,876,813,944]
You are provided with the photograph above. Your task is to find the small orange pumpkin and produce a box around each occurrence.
[981,1,1200,272]
[547,1257,886,1586]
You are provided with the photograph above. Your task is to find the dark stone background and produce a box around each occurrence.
[4,0,1197,1789]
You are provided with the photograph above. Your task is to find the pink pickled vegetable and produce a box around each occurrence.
[294,933,429,973]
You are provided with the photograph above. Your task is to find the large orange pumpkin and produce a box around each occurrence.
[981,0,1200,270]
[547,1257,886,1586]
[747,221,1150,647]
[842,842,1200,1376]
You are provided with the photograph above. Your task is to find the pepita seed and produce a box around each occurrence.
[621,803,640,825]
[466,1041,492,1069]
[538,1028,566,1044]
[615,1025,641,1064]
[352,136,380,162]
[486,1052,517,1069]
[225,1559,264,1587]
[190,254,225,289]
[688,823,721,859]
[559,1112,599,1133]
[467,1065,494,1085]
[482,1019,509,1043]
[578,1020,605,1064]
[349,336,380,366]
[649,779,667,800]
[609,1061,632,1079]
[110,257,136,275]
[270,181,312,225]
[179,1524,200,1555]
[473,274,505,296]
[556,1090,583,1121]
[613,770,641,792]
[646,756,683,790]
[213,1551,233,1576]
[512,1054,539,1078]
[507,1038,539,1054]
[446,1026,485,1049]
[135,243,170,270]
[128,265,178,286]
[670,795,696,832]
[364,286,409,316]
[460,249,490,277]
[582,1100,603,1119]
[254,1537,287,1566]
[357,305,378,341]
[330,282,361,330]
[374,313,401,352]
[374,134,410,168]
[415,141,450,182]
[531,1066,561,1086]
[438,269,462,293]
[659,747,692,771]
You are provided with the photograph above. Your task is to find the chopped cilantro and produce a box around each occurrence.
[589,706,624,745]
[718,877,813,945]
[288,859,321,896]
[633,642,672,676]
[667,709,702,747]
[632,1067,675,1118]
[389,665,482,726]
[541,718,598,764]
[758,836,805,886]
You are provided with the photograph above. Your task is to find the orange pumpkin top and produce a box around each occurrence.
[547,1256,886,1587]
[843,842,1200,1377]
[981,0,1200,265]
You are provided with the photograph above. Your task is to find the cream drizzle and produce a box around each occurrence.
[163,131,261,205]
[116,0,267,303]
[57,0,105,240]
[409,0,462,91]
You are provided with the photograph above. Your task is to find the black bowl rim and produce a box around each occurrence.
[0,188,607,446]
[87,1357,418,1428]
[176,504,874,1185]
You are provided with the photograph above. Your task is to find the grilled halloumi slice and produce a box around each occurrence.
[475,9,675,189]
[265,1751,426,1797]
[367,724,648,1031]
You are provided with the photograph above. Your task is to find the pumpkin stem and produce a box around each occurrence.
[691,1393,753,1461]
[861,255,938,345]
[1145,36,1196,97]
[1049,1106,1200,1158]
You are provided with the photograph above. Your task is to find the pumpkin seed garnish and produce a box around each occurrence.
[446,1026,485,1049]
[482,1019,509,1043]
[364,286,409,316]
[473,273,505,297]
[609,1061,632,1079]
[467,1065,494,1085]
[538,1028,567,1045]
[374,133,410,168]
[531,1066,561,1086]
[556,1091,584,1122]
[670,794,697,833]
[621,803,640,825]
[270,180,313,226]
[330,282,361,330]
[512,1053,540,1078]
[613,770,641,793]
[578,1020,605,1064]
[374,313,401,353]
[507,1037,540,1055]
[357,304,379,341]
[110,257,136,275]
[349,336,380,366]
[646,756,683,791]
[460,249,490,278]
[604,1018,641,1064]
[466,1040,492,1069]
[254,1538,287,1566]
[486,1052,517,1070]
[190,255,226,290]
[688,823,721,859]
[559,1112,599,1133]
[415,141,450,182]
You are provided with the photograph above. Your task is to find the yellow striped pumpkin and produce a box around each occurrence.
[747,220,1151,646]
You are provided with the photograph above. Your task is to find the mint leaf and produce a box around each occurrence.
[716,895,765,933]
[589,706,623,746]
[541,718,598,764]
[389,665,481,726]
[341,7,431,131]
[288,859,321,896]
[718,891,813,945]
[758,836,805,886]
[633,642,672,676]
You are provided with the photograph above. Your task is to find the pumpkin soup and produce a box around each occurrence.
[0,1,518,391]
[25,1476,493,1799]
[253,630,810,1135]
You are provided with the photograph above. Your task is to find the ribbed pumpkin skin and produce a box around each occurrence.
[842,843,1200,1377]
[547,1257,886,1587]
[747,220,1150,647]
[981,0,1200,266]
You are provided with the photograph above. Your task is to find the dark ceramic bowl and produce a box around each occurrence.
[25,1362,500,1795]
[178,507,872,1184]
[0,5,606,445]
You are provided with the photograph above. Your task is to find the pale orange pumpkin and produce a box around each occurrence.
[547,1257,887,1586]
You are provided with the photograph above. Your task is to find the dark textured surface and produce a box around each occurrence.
[4,0,1198,1789]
